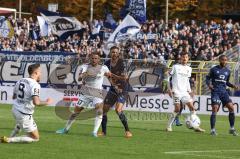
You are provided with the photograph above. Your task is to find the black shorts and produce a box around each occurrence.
[211,91,232,106]
[104,90,127,106]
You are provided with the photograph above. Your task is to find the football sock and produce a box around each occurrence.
[229,112,235,129]
[190,111,196,115]
[10,124,21,137]
[117,112,130,132]
[93,114,103,134]
[210,112,216,129]
[101,114,107,134]
[167,112,177,128]
[175,115,180,124]
[8,136,39,143]
[179,104,183,114]
[65,112,80,131]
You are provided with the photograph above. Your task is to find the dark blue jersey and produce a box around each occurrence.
[104,59,128,94]
[206,65,234,92]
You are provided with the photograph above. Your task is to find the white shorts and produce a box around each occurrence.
[12,108,37,133]
[76,94,103,108]
[173,93,192,105]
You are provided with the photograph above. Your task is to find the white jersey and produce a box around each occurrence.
[170,64,192,94]
[13,78,40,115]
[80,64,110,90]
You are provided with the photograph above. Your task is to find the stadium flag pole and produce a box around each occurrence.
[19,0,22,19]
[90,0,94,22]
[165,0,169,26]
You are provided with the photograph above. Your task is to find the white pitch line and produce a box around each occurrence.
[165,150,240,159]
[175,153,239,159]
[165,150,240,154]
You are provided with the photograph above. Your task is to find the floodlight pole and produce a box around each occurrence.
[19,0,22,19]
[165,0,169,26]
[90,0,94,22]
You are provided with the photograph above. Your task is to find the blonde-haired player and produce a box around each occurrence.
[56,52,123,137]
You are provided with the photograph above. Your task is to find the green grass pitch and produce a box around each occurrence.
[0,104,240,159]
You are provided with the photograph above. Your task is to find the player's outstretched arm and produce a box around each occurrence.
[105,72,128,81]
[32,96,53,107]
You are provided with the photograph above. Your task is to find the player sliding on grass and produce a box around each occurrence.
[1,64,53,143]
[98,46,132,138]
[166,52,205,132]
[206,55,239,136]
[56,52,124,137]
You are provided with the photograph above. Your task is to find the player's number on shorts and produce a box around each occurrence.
[18,83,25,99]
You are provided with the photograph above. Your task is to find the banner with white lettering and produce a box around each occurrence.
[1,86,240,116]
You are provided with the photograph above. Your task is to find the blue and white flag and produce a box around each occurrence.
[104,15,140,54]
[0,16,14,38]
[37,16,51,37]
[104,13,117,30]
[92,25,101,35]
[120,0,146,24]
[107,14,140,44]
[38,8,82,39]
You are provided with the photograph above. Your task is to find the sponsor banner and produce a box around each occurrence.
[1,86,240,116]
[135,33,159,42]
[0,51,77,64]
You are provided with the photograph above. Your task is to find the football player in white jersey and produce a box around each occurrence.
[1,64,53,143]
[166,52,205,132]
[56,52,123,137]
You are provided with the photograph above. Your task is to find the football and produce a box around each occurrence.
[185,114,201,129]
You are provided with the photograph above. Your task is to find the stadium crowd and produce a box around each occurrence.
[0,16,240,61]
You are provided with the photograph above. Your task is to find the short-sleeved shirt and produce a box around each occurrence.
[13,78,40,115]
[169,64,192,94]
[80,64,110,90]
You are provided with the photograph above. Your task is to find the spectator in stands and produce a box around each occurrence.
[1,16,240,61]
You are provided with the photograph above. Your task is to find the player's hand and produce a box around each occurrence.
[208,84,214,91]
[189,92,194,98]
[46,98,54,105]
[105,72,112,78]
[233,85,239,90]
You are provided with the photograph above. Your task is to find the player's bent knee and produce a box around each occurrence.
[115,105,123,113]
[225,103,234,112]
[103,104,111,113]
[74,106,84,113]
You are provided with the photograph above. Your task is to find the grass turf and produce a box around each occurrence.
[0,104,240,159]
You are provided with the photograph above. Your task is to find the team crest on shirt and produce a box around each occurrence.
[224,72,228,75]
[217,71,219,74]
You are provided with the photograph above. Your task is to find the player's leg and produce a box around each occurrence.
[175,102,183,126]
[56,95,86,134]
[183,94,205,132]
[64,106,84,132]
[99,91,117,136]
[166,95,181,131]
[220,92,238,136]
[9,108,21,137]
[92,102,103,137]
[10,124,21,137]
[225,101,238,136]
[210,104,219,135]
[2,114,39,143]
[115,100,132,138]
[210,92,221,135]
[98,104,111,136]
